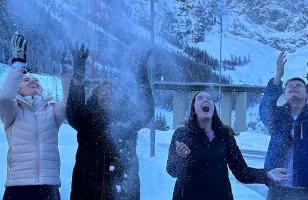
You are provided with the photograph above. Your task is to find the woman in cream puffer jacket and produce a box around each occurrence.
[0,34,71,200]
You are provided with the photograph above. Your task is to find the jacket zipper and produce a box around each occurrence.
[301,122,303,140]
[34,112,40,183]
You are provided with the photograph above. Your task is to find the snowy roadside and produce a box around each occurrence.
[0,123,269,200]
[137,129,268,200]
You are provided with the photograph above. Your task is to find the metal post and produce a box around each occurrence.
[150,0,156,157]
[218,6,223,116]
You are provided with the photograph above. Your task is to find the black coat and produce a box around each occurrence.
[107,63,154,200]
[166,126,269,200]
[109,86,154,199]
[66,82,123,200]
[67,63,154,200]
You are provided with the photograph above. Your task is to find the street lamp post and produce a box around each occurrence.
[150,0,156,157]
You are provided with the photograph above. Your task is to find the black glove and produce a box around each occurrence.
[70,43,89,80]
[11,34,27,64]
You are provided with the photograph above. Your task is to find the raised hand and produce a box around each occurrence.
[175,141,191,158]
[70,43,89,80]
[11,34,27,64]
[275,52,287,80]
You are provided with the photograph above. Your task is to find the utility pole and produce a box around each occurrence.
[218,0,224,116]
[150,0,156,157]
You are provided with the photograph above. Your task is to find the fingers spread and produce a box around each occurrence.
[12,35,18,47]
[283,59,287,66]
[277,168,288,174]
[84,48,89,58]
[21,39,27,52]
[16,36,22,49]
[178,143,186,152]
[80,43,85,52]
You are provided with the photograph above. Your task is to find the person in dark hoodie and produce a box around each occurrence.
[65,43,123,200]
[66,44,154,200]
[260,52,308,200]
[111,49,155,200]
[167,91,290,200]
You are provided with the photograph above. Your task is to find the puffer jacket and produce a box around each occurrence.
[0,62,71,186]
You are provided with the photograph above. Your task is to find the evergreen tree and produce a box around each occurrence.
[0,0,14,64]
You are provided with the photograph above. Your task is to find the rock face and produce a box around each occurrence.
[0,0,306,69]
[125,0,308,52]
[227,0,308,52]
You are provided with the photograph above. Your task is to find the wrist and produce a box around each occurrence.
[266,171,270,178]
[12,61,27,73]
[12,57,26,64]
[273,76,282,85]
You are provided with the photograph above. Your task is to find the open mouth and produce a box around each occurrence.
[29,83,39,89]
[202,105,209,112]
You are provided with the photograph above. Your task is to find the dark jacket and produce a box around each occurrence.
[67,64,154,200]
[166,126,269,200]
[110,64,155,200]
[66,82,123,200]
[259,78,308,187]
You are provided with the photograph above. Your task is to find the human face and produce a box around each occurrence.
[285,80,307,103]
[18,75,42,96]
[194,92,215,120]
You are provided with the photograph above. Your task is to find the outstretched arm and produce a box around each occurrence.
[111,50,155,138]
[226,133,268,184]
[135,50,155,129]
[65,43,89,131]
[226,128,289,184]
[0,34,27,130]
[54,49,73,126]
[259,52,287,131]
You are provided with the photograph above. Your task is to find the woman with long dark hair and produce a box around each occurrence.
[166,91,289,200]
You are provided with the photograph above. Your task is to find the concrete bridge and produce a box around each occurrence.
[153,81,265,132]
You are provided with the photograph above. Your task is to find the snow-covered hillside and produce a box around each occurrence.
[196,26,308,85]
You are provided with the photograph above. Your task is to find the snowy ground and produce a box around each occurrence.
[0,63,273,199]
[0,119,270,200]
